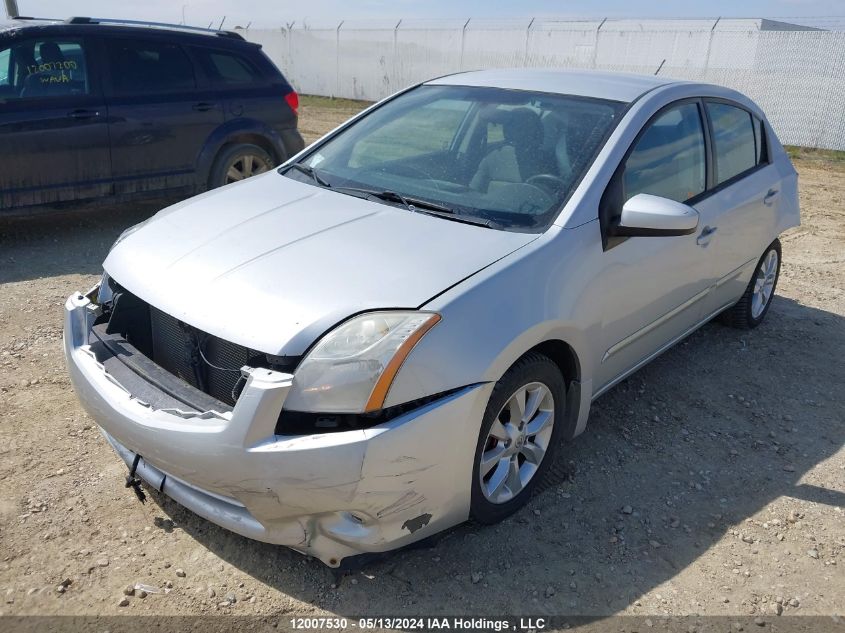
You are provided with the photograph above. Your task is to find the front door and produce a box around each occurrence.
[594,100,713,391]
[0,35,111,211]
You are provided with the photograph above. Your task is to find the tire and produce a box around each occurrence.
[208,143,275,190]
[720,239,782,329]
[470,352,566,525]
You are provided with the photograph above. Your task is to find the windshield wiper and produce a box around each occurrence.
[286,163,331,187]
[333,187,455,214]
[339,187,499,228]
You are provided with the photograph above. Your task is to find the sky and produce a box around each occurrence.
[11,0,845,29]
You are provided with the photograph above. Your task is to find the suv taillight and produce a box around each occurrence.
[284,91,299,115]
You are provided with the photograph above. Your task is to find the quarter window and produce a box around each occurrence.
[106,39,195,94]
[707,102,758,184]
[199,50,261,84]
[623,103,706,203]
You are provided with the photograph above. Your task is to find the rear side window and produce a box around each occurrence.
[707,102,759,184]
[0,38,89,100]
[194,48,262,85]
[106,39,195,95]
[622,102,706,203]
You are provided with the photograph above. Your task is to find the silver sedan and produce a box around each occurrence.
[64,69,800,567]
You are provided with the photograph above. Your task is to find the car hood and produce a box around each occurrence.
[104,172,538,356]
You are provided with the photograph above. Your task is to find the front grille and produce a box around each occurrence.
[102,288,277,407]
[148,307,252,405]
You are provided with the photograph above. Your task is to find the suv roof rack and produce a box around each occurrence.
[64,16,245,40]
[11,16,60,21]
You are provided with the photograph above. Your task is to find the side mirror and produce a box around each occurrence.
[612,193,699,237]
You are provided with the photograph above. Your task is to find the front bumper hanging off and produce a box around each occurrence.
[63,292,491,567]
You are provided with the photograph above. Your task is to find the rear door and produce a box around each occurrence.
[0,33,111,211]
[190,44,295,162]
[102,35,224,196]
[694,100,780,316]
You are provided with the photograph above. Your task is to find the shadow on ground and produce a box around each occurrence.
[0,201,167,284]
[140,294,843,616]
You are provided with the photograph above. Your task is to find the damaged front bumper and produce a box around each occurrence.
[63,292,491,567]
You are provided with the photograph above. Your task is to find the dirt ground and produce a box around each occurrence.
[0,98,843,626]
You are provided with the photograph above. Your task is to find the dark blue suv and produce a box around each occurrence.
[0,17,304,215]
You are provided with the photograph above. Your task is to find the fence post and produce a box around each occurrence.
[592,17,607,68]
[393,19,402,91]
[460,18,471,70]
[524,17,535,66]
[285,22,294,77]
[335,20,344,99]
[3,0,19,18]
[703,16,721,77]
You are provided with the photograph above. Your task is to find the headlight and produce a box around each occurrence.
[283,311,441,414]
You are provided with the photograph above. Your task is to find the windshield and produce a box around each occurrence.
[283,85,625,230]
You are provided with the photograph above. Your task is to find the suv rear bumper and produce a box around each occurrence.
[63,292,488,566]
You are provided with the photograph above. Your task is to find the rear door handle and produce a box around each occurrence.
[68,109,99,120]
[696,225,717,246]
[192,102,215,112]
[763,188,779,206]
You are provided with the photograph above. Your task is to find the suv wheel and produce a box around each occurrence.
[209,144,275,189]
[470,352,565,525]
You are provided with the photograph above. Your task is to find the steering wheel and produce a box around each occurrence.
[526,174,566,196]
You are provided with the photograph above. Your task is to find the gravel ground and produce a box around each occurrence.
[0,99,842,623]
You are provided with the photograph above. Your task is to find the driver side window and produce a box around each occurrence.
[623,102,706,203]
[0,38,90,101]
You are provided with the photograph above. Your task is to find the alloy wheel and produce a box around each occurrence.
[479,382,555,504]
[225,153,271,183]
[751,248,779,319]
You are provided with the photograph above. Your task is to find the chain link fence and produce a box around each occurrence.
[247,19,845,150]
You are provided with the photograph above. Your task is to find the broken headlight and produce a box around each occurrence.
[95,271,114,306]
[282,311,441,414]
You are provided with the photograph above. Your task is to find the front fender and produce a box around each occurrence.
[384,224,604,436]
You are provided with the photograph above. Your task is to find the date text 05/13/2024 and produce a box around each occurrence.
[289,617,548,631]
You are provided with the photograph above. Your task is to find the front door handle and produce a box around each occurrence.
[192,102,215,112]
[68,109,100,120]
[763,188,779,206]
[696,225,717,246]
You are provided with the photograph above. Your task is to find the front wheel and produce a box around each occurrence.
[208,144,275,190]
[470,352,566,525]
[720,239,782,329]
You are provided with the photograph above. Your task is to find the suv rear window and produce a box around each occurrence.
[106,39,196,94]
[194,48,262,85]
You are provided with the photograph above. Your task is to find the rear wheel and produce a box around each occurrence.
[470,353,565,525]
[209,144,274,189]
[720,239,781,329]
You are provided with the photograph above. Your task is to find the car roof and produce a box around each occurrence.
[427,68,680,103]
[0,18,253,48]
